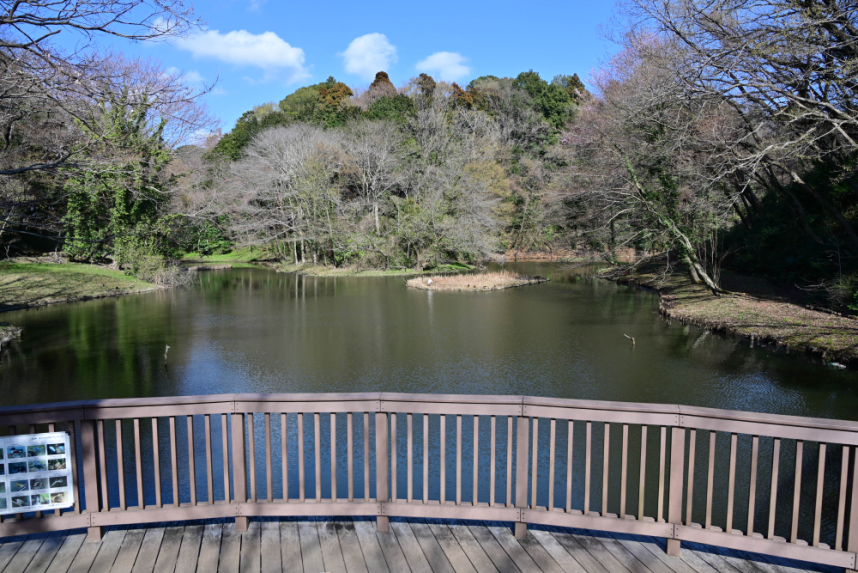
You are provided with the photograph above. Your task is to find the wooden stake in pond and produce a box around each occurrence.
[164,345,170,362]
[624,334,635,346]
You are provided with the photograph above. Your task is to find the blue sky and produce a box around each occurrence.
[79,0,619,132]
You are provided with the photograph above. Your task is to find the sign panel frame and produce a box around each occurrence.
[0,432,75,514]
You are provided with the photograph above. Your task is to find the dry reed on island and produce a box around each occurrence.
[406,271,548,291]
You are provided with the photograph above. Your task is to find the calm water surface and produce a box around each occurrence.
[3,263,857,544]
[0,262,854,416]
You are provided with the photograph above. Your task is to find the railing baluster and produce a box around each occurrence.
[686,429,696,526]
[813,443,826,547]
[424,414,430,505]
[507,416,513,507]
[836,446,849,551]
[363,413,370,502]
[391,413,397,502]
[440,414,445,503]
[706,431,716,530]
[768,438,781,540]
[602,422,610,517]
[490,416,496,507]
[473,415,479,506]
[152,418,162,508]
[221,414,231,503]
[657,426,666,523]
[314,412,321,503]
[585,421,591,515]
[248,414,257,504]
[791,441,803,543]
[116,420,126,511]
[638,425,647,521]
[170,417,179,507]
[726,433,737,533]
[407,413,413,503]
[620,424,628,519]
[331,413,337,502]
[347,412,353,502]
[187,416,197,506]
[68,421,81,514]
[281,413,288,502]
[514,414,529,538]
[549,419,556,511]
[456,414,462,505]
[847,446,858,553]
[747,435,759,536]
[97,420,109,512]
[566,420,574,513]
[47,423,58,517]
[134,419,144,508]
[265,413,272,503]
[204,414,213,504]
[298,412,306,503]
[529,419,538,510]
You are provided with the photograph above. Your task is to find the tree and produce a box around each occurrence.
[623,0,858,249]
[1,0,206,176]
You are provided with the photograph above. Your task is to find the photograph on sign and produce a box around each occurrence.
[0,432,75,515]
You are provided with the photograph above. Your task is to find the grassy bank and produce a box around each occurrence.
[180,247,272,264]
[0,262,158,312]
[605,256,858,365]
[277,262,475,277]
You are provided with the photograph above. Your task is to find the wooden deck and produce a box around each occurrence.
[0,518,839,573]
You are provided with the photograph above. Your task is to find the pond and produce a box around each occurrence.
[2,263,857,547]
[0,263,854,418]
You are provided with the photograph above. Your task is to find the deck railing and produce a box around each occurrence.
[1,393,857,570]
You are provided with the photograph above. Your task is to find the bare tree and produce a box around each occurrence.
[622,0,858,247]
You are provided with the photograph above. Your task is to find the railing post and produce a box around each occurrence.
[666,426,686,556]
[80,419,103,541]
[375,412,389,532]
[231,412,248,532]
[514,415,530,539]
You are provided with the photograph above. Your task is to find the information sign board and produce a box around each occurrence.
[0,432,75,514]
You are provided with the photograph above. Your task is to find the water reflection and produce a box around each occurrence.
[0,263,854,417]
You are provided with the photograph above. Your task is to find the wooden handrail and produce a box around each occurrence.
[0,393,855,570]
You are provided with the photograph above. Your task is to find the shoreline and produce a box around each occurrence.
[275,262,476,277]
[602,256,858,367]
[0,261,162,316]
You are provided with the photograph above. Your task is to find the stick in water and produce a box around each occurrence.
[164,345,170,362]
[624,334,635,346]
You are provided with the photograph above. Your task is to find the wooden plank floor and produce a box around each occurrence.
[0,519,840,573]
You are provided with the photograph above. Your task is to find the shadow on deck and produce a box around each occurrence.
[0,518,840,573]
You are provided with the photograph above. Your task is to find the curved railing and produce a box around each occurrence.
[0,393,857,570]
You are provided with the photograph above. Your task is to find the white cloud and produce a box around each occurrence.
[339,33,397,81]
[174,29,309,83]
[166,67,206,85]
[415,52,471,82]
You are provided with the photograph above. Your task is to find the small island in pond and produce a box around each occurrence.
[407,272,549,292]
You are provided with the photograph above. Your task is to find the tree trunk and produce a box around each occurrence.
[374,202,380,235]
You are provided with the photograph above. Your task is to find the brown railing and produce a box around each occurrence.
[0,393,857,570]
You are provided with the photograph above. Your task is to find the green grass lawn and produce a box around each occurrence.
[0,262,156,309]
[181,247,270,263]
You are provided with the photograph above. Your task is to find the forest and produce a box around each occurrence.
[2,0,858,312]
